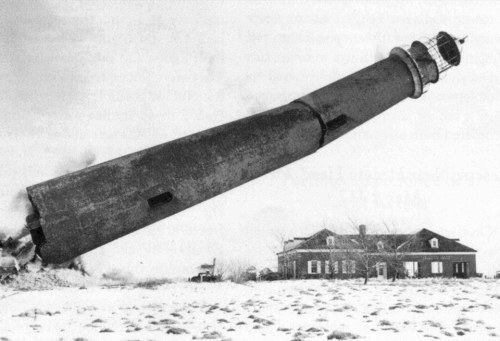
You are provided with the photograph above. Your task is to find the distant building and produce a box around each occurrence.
[277,227,476,280]
[258,267,273,278]
[244,266,257,281]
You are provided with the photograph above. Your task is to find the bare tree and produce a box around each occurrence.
[214,258,229,281]
[343,222,378,285]
[226,260,252,283]
[353,233,378,285]
[316,223,347,280]
[379,223,416,282]
[273,232,291,280]
[213,258,251,283]
[318,226,361,280]
[321,235,342,279]
[337,237,357,279]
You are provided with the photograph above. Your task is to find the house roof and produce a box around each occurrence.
[283,238,307,252]
[281,228,476,253]
[259,267,273,275]
[404,228,476,253]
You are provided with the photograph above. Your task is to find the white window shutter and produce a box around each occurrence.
[307,260,312,274]
[350,260,356,274]
[317,261,321,274]
[325,261,330,274]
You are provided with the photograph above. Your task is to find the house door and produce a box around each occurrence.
[377,262,387,279]
[453,262,467,278]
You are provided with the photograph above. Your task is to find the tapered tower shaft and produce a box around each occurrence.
[26,32,465,264]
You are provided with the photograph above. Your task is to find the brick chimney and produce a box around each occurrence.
[359,225,367,239]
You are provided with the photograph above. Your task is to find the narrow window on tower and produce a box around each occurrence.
[148,192,173,208]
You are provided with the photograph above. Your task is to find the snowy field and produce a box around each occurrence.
[1,274,500,341]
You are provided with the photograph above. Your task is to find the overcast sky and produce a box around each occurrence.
[1,1,499,278]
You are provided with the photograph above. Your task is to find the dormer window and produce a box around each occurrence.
[326,236,335,247]
[377,241,384,251]
[430,238,439,248]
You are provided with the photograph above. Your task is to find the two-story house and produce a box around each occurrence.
[277,226,476,279]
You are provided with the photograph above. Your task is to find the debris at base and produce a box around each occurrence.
[0,233,99,290]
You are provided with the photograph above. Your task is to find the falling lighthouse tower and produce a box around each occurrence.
[26,31,466,264]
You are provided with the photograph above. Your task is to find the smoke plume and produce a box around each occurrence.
[55,150,96,175]
[11,190,34,216]
[6,190,34,240]
[2,150,97,242]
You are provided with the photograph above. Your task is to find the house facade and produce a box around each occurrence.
[277,227,476,280]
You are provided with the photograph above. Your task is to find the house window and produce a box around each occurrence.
[342,260,356,274]
[458,263,465,273]
[326,236,335,247]
[325,261,339,274]
[404,262,419,277]
[311,261,318,274]
[431,261,443,274]
[308,260,321,274]
[377,241,384,251]
[430,238,439,248]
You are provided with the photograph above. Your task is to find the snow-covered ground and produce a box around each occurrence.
[1,274,499,341]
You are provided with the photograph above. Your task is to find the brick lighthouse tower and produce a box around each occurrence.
[26,31,466,264]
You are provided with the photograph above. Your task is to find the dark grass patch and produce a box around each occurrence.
[253,317,274,325]
[327,330,360,340]
[455,318,472,325]
[99,328,114,333]
[194,331,223,339]
[166,327,188,334]
[423,334,439,339]
[134,278,171,289]
[424,320,443,329]
[379,320,391,326]
[415,304,429,309]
